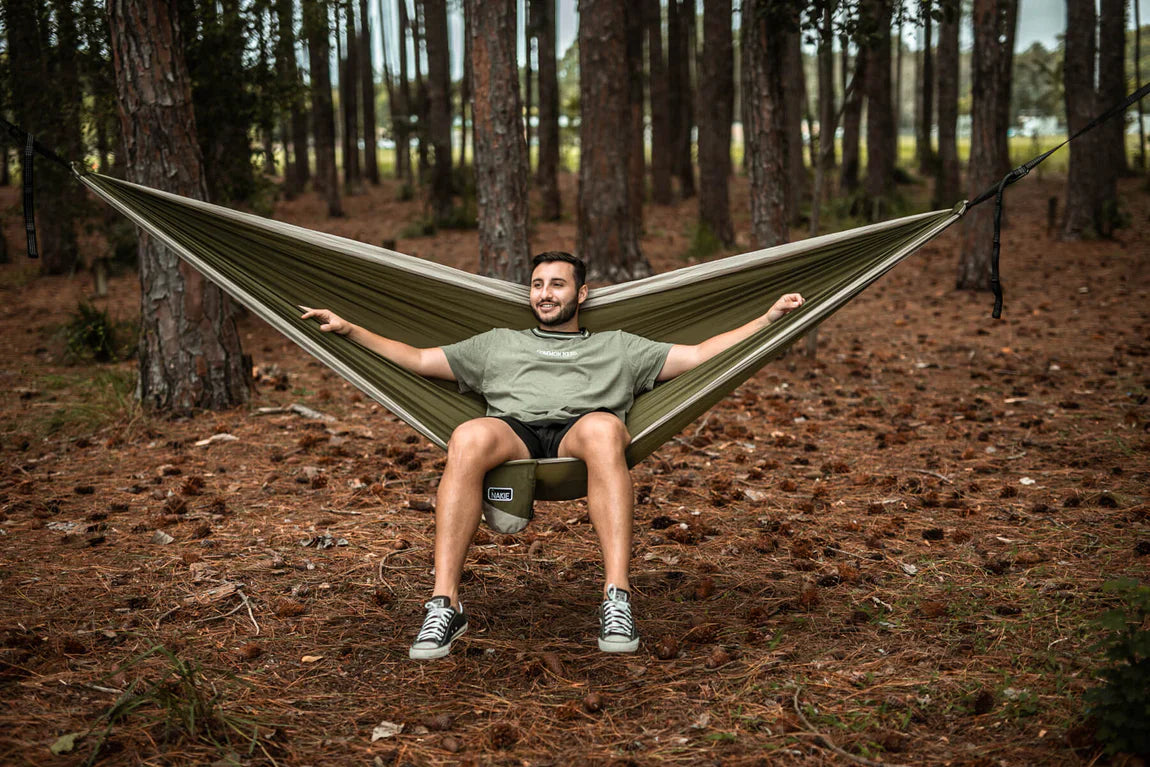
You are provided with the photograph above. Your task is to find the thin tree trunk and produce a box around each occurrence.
[577,0,649,280]
[698,0,734,247]
[257,9,276,175]
[304,1,343,217]
[424,0,453,223]
[413,0,429,177]
[994,0,1017,175]
[460,0,471,167]
[916,0,934,175]
[817,1,837,175]
[360,0,379,184]
[276,0,306,196]
[396,0,413,181]
[959,0,1017,289]
[669,0,695,198]
[841,45,867,194]
[865,0,895,209]
[341,3,361,192]
[466,0,530,280]
[742,0,789,248]
[1063,0,1102,238]
[783,29,806,224]
[1098,0,1127,178]
[626,1,645,227]
[108,0,248,411]
[1136,0,1146,171]
[535,0,561,219]
[524,0,533,171]
[647,0,673,203]
[934,2,960,207]
[894,6,903,142]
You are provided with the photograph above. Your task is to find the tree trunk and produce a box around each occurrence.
[577,0,648,280]
[916,0,934,175]
[1137,0,1146,172]
[668,0,695,198]
[864,0,895,209]
[698,0,734,247]
[524,0,534,170]
[466,0,530,280]
[894,9,903,141]
[341,3,361,193]
[5,0,81,274]
[994,0,1018,175]
[534,0,561,219]
[1098,0,1127,178]
[360,0,379,185]
[934,2,959,207]
[625,1,646,227]
[304,1,343,217]
[958,0,1017,289]
[1062,0,1103,239]
[413,1,429,178]
[647,0,673,204]
[107,0,248,411]
[840,45,867,194]
[276,0,307,197]
[817,1,837,175]
[741,0,789,248]
[459,0,471,167]
[783,28,806,224]
[396,0,413,181]
[424,0,454,223]
[257,9,276,176]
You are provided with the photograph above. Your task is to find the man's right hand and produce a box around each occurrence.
[301,307,353,336]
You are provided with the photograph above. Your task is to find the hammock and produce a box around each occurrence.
[76,170,965,532]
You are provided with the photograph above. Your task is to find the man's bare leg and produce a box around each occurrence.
[558,412,633,594]
[433,418,529,607]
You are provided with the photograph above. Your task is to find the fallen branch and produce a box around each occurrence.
[792,686,909,767]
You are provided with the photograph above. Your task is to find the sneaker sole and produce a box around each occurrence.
[598,635,640,653]
[409,625,468,660]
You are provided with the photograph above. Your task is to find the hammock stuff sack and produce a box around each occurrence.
[78,170,966,533]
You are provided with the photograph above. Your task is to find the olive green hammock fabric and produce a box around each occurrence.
[78,171,965,531]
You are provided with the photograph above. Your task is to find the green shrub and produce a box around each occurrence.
[62,302,135,364]
[1084,578,1150,758]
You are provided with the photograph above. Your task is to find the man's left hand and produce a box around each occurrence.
[766,293,805,323]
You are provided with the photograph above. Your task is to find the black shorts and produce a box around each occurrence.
[497,409,610,459]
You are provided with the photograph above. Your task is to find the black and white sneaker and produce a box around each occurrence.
[409,596,468,660]
[598,585,640,653]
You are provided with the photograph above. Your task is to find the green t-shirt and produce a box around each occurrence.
[441,327,674,423]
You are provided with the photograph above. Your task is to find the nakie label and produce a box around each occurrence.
[486,487,514,503]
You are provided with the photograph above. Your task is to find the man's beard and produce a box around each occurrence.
[532,295,579,327]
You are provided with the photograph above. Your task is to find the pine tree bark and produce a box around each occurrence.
[816,1,837,174]
[1062,0,1103,238]
[466,0,530,280]
[994,0,1017,176]
[647,0,673,204]
[864,0,895,208]
[577,0,648,280]
[107,0,248,411]
[424,0,454,223]
[276,0,308,197]
[396,0,413,181]
[360,0,379,185]
[413,1,430,177]
[625,1,646,227]
[524,0,534,170]
[698,0,734,247]
[958,0,1017,289]
[742,0,789,248]
[534,0,561,219]
[304,1,343,217]
[341,3,362,192]
[1098,0,1127,178]
[934,3,959,207]
[783,28,807,224]
[840,45,867,194]
[668,0,696,198]
[916,0,934,175]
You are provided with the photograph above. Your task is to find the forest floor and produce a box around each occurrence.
[0,169,1147,767]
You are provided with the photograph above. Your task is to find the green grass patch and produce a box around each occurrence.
[39,368,143,436]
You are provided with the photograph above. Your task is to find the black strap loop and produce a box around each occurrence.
[23,134,38,259]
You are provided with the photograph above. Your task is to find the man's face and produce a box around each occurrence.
[530,261,587,327]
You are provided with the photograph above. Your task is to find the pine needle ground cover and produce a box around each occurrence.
[0,175,1146,765]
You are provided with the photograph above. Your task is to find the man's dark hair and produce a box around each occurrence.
[531,251,586,290]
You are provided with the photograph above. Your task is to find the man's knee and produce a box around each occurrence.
[572,412,630,452]
[447,419,501,461]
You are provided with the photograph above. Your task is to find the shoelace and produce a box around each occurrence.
[416,601,456,642]
[601,587,633,637]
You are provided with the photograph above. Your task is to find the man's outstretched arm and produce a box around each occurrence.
[657,293,805,381]
[300,307,455,380]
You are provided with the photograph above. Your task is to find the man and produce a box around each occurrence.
[302,252,804,659]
